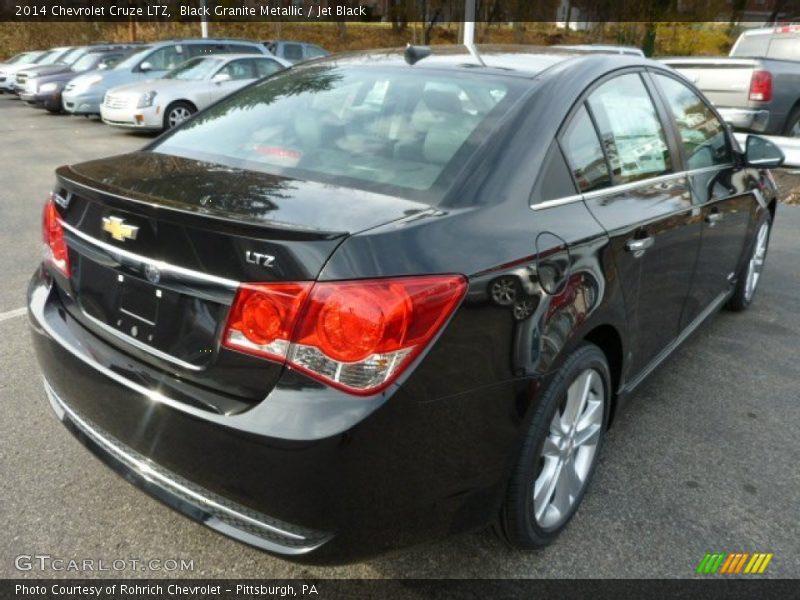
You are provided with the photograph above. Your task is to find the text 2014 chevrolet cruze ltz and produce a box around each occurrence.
[28,46,782,562]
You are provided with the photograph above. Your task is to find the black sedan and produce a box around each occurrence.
[28,45,782,562]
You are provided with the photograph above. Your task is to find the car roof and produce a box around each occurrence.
[318,44,652,79]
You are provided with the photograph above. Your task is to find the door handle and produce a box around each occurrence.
[705,212,723,226]
[625,236,654,258]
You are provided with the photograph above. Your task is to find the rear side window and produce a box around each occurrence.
[560,105,610,193]
[731,34,770,57]
[532,144,577,204]
[766,37,800,61]
[254,58,283,78]
[145,45,187,70]
[587,73,672,185]
[283,44,303,61]
[655,74,731,170]
[228,44,260,54]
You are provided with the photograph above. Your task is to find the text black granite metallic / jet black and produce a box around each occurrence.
[28,45,783,563]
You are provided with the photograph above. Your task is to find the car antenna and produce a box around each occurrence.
[404,44,431,66]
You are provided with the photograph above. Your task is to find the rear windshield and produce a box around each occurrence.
[731,34,771,57]
[766,36,800,61]
[151,64,522,200]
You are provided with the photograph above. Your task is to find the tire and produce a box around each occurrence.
[726,213,772,311]
[497,343,610,548]
[783,107,800,137]
[163,101,195,130]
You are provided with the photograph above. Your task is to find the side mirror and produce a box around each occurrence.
[745,135,784,168]
[98,62,109,70]
[139,61,153,72]
[212,73,231,83]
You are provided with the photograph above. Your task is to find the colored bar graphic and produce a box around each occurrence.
[697,552,773,575]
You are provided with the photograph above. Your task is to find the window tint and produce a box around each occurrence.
[731,34,770,57]
[587,73,672,185]
[532,144,577,204]
[254,58,283,78]
[283,44,303,61]
[305,45,327,59]
[560,105,610,193]
[153,66,520,198]
[218,59,256,80]
[766,37,800,61]
[655,74,731,170]
[228,43,260,54]
[145,45,187,70]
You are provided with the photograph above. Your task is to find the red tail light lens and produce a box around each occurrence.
[42,196,70,277]
[749,70,772,102]
[223,283,312,361]
[222,275,467,395]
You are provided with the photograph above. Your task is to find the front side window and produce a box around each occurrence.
[152,65,520,199]
[560,105,610,193]
[164,57,222,81]
[655,74,731,170]
[587,73,672,185]
[218,59,257,80]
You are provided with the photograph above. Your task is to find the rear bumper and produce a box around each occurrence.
[717,107,770,133]
[27,269,514,562]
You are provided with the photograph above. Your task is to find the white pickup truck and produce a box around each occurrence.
[662,26,800,137]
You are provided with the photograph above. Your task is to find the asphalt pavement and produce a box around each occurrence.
[1,97,798,579]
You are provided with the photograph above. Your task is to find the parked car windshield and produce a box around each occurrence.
[152,64,521,199]
[164,57,223,81]
[3,53,27,65]
[32,51,56,64]
[57,47,86,65]
[71,53,103,71]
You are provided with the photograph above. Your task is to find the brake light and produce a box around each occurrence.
[749,70,772,102]
[42,196,70,277]
[222,275,467,395]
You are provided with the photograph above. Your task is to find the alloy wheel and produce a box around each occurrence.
[533,368,604,529]
[745,221,769,302]
[168,106,191,128]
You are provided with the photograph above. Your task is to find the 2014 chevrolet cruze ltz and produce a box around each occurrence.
[28,46,783,562]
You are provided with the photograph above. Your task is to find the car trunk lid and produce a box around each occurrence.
[53,152,432,406]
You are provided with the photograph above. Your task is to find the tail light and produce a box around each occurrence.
[223,275,467,395]
[42,195,70,277]
[749,70,772,102]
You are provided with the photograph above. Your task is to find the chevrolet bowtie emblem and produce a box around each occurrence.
[102,216,139,242]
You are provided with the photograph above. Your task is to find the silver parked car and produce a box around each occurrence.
[101,54,290,131]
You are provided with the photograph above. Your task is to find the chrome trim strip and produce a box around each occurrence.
[43,380,330,555]
[582,171,688,200]
[60,220,239,290]
[81,309,205,372]
[530,165,735,211]
[531,194,583,211]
